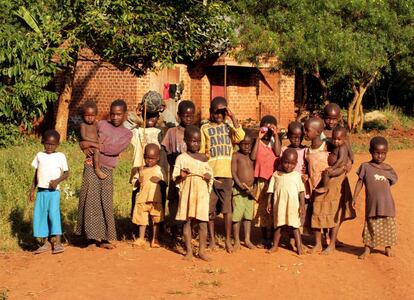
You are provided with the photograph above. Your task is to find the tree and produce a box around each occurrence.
[233,0,414,131]
[11,0,234,140]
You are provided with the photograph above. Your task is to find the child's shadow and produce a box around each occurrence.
[9,207,36,250]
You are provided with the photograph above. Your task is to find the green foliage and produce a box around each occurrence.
[0,123,23,147]
[0,141,134,251]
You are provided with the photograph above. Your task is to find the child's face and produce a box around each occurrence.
[324,110,340,130]
[304,124,319,141]
[281,153,297,173]
[332,130,346,147]
[110,105,126,127]
[370,144,387,164]
[179,108,195,127]
[43,136,59,154]
[210,104,227,124]
[239,138,252,155]
[288,128,303,148]
[185,132,201,153]
[144,148,160,167]
[145,115,159,128]
[83,107,97,125]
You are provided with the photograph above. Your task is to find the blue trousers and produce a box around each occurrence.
[33,188,62,238]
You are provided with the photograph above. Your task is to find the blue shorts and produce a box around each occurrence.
[33,188,62,238]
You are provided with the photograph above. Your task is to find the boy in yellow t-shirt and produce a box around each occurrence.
[200,96,245,253]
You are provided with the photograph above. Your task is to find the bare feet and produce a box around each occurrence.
[321,245,335,255]
[151,239,160,248]
[198,252,211,262]
[99,241,115,250]
[266,246,278,254]
[233,241,241,252]
[244,240,256,250]
[308,244,323,254]
[183,252,194,261]
[95,168,108,180]
[385,246,394,257]
[208,239,217,251]
[225,239,234,253]
[358,246,371,259]
[132,238,146,247]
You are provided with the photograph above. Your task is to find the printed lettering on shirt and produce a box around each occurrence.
[208,124,231,159]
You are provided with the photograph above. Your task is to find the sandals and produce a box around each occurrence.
[34,241,51,254]
[52,243,64,254]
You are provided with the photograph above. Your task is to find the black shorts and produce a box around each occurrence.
[209,177,233,218]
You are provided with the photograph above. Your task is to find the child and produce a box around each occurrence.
[352,137,398,259]
[305,117,355,254]
[132,143,167,248]
[231,133,256,251]
[29,130,69,254]
[315,126,348,194]
[173,125,213,261]
[322,103,354,167]
[79,100,107,180]
[130,92,167,217]
[251,115,281,248]
[76,99,132,249]
[266,148,305,255]
[200,96,245,253]
[161,100,196,242]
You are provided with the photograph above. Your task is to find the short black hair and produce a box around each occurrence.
[370,136,388,151]
[42,129,60,143]
[144,143,160,156]
[110,99,127,111]
[287,121,302,135]
[210,96,227,111]
[82,100,98,114]
[282,147,298,161]
[260,115,277,126]
[324,103,341,117]
[333,126,348,136]
[184,125,200,140]
[304,117,325,133]
[178,100,196,114]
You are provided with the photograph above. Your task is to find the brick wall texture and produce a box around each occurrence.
[68,50,295,128]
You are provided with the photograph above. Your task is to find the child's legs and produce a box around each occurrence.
[150,202,163,243]
[268,226,282,253]
[292,227,303,254]
[183,220,192,256]
[92,148,102,169]
[48,190,62,236]
[33,190,51,238]
[321,170,330,189]
[138,225,146,239]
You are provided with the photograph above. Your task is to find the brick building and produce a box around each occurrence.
[68,49,295,128]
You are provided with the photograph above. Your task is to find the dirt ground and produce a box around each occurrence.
[1,149,413,299]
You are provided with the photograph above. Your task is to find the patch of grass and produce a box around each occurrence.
[195,280,222,288]
[364,106,414,131]
[0,140,135,251]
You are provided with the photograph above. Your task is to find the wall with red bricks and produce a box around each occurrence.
[68,50,295,128]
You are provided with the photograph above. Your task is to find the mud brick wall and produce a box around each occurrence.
[67,49,296,128]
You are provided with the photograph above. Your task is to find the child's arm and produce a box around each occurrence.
[49,171,69,190]
[226,108,245,143]
[199,127,207,155]
[270,124,281,156]
[298,191,305,217]
[28,170,38,202]
[352,178,364,209]
[231,153,244,190]
[266,193,273,214]
[250,131,266,160]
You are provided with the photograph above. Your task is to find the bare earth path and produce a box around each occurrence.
[1,149,413,299]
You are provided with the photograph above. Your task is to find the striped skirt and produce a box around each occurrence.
[75,165,117,241]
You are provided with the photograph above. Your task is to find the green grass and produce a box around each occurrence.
[0,140,135,251]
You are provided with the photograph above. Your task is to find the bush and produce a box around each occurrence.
[0,123,23,148]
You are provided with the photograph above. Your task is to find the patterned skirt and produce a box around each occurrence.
[75,165,117,241]
[363,216,397,248]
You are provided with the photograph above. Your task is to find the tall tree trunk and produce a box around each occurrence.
[312,70,329,104]
[55,52,78,141]
[347,85,367,132]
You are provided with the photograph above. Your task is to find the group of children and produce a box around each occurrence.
[29,94,398,261]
